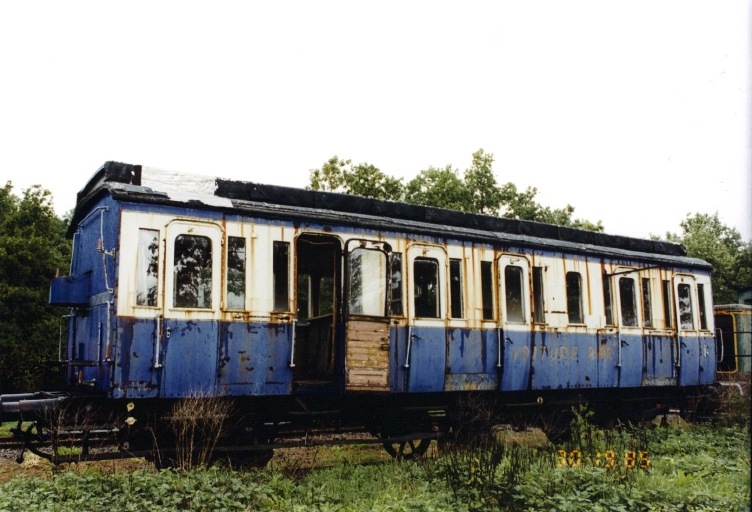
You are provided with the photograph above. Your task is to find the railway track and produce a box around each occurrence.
[0,427,440,465]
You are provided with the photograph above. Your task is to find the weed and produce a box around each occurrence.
[158,393,232,471]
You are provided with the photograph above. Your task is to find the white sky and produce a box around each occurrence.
[1,1,749,241]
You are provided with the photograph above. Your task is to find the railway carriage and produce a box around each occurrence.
[714,304,751,378]
[1,161,717,461]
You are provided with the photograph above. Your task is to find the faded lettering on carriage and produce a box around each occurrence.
[520,344,579,361]
[518,344,614,361]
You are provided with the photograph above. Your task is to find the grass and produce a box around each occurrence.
[1,407,749,512]
[0,422,28,438]
[0,421,747,511]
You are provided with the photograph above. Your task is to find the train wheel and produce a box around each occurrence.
[381,435,431,460]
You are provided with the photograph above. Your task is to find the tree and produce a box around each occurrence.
[464,149,503,214]
[309,157,403,200]
[309,150,603,231]
[345,163,403,201]
[404,165,470,211]
[665,212,750,304]
[0,182,70,392]
[309,156,348,192]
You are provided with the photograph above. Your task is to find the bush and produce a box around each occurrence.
[156,394,232,471]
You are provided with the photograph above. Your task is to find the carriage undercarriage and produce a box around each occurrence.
[1,386,712,468]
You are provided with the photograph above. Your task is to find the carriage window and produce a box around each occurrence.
[450,259,464,319]
[641,278,652,327]
[619,277,638,327]
[697,284,708,330]
[566,271,583,324]
[504,265,525,323]
[662,280,673,328]
[602,274,613,326]
[318,276,334,316]
[297,274,311,321]
[273,241,290,311]
[481,261,494,320]
[532,266,545,324]
[348,248,387,316]
[390,253,403,316]
[414,258,440,318]
[677,283,694,329]
[136,229,159,307]
[173,234,212,308]
[226,236,246,310]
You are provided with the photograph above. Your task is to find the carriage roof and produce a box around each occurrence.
[70,161,710,270]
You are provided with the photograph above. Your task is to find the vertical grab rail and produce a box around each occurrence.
[715,328,724,364]
[496,328,503,369]
[289,320,297,368]
[617,331,623,369]
[404,326,414,369]
[96,323,103,364]
[153,314,163,369]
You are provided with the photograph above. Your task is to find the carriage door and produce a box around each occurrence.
[498,255,532,391]
[344,239,392,392]
[405,244,447,392]
[161,220,222,397]
[674,275,700,385]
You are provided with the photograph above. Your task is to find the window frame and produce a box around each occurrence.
[449,258,464,319]
[272,241,291,312]
[532,266,546,324]
[225,235,247,311]
[618,276,639,327]
[413,257,441,319]
[503,264,526,323]
[565,271,584,324]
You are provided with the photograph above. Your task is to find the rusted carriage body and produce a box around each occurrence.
[1,161,717,459]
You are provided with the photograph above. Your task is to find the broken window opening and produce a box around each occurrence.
[450,258,464,319]
[273,241,290,312]
[532,266,545,324]
[414,258,440,318]
[677,283,694,330]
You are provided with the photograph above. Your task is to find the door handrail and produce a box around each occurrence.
[715,328,724,364]
[153,314,163,369]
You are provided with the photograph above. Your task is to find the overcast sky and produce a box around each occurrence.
[1,1,749,241]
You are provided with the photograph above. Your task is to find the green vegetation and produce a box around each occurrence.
[664,212,752,304]
[0,182,70,393]
[0,420,748,511]
[309,149,604,231]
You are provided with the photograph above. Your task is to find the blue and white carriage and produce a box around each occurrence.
[3,161,717,461]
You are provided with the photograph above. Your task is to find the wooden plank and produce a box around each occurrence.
[345,318,390,391]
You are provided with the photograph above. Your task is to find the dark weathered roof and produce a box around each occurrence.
[71,161,710,269]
